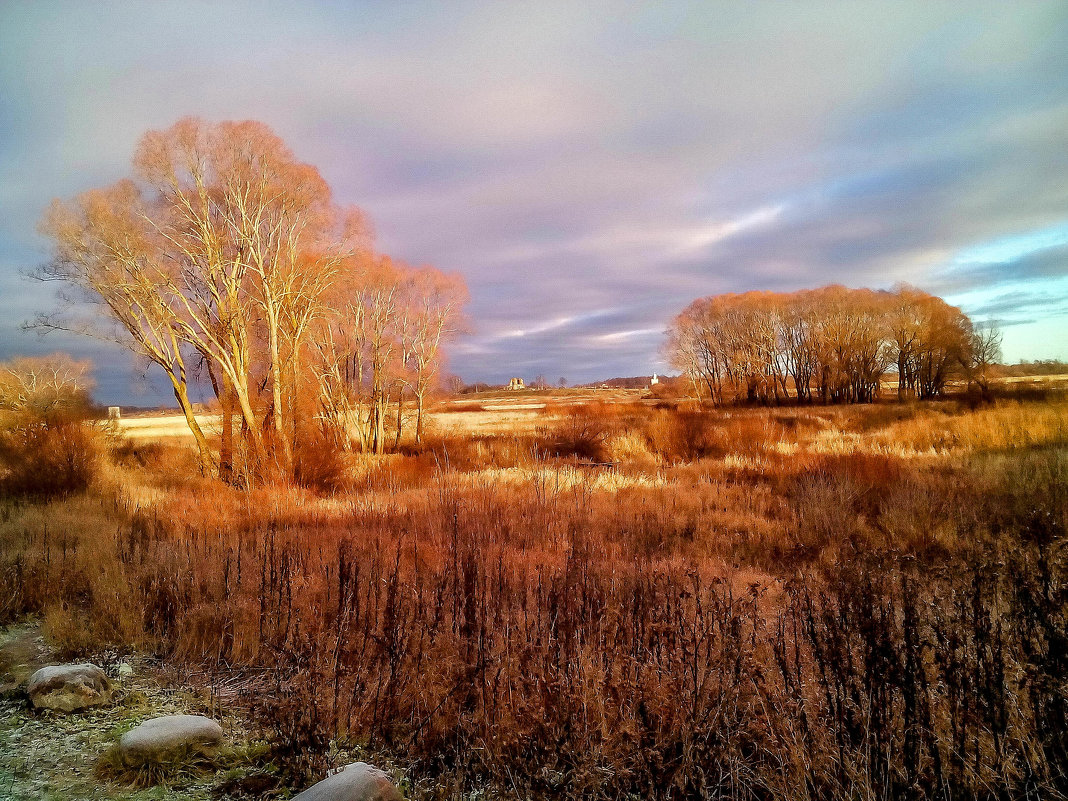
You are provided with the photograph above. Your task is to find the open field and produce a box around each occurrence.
[2,387,1068,799]
[116,413,224,440]
[114,388,648,441]
[113,375,1068,442]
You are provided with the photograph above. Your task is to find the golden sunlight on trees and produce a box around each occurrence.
[667,285,979,404]
[38,117,467,479]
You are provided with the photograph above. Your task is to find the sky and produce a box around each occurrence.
[1,1,1067,404]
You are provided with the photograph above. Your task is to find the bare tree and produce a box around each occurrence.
[0,354,93,419]
[667,285,973,406]
[38,182,215,470]
[965,321,1003,400]
[38,118,394,477]
[403,268,467,443]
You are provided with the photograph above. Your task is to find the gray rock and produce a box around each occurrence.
[118,714,224,766]
[293,762,402,801]
[25,663,112,712]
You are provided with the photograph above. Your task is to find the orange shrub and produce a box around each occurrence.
[0,419,101,497]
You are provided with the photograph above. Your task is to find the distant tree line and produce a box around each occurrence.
[39,118,467,479]
[999,359,1068,377]
[667,285,1000,404]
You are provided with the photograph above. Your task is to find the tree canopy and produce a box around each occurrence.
[40,117,467,479]
[667,285,988,404]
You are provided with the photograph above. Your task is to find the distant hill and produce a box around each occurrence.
[997,360,1068,377]
[578,375,676,389]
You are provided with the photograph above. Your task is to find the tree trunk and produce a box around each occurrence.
[231,376,265,460]
[371,385,385,455]
[415,391,424,444]
[167,372,213,474]
[267,307,292,472]
[219,376,234,482]
[204,357,234,481]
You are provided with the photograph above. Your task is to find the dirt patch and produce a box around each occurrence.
[0,622,52,697]
[0,621,270,801]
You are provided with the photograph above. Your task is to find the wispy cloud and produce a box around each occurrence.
[591,327,665,344]
[2,2,1068,398]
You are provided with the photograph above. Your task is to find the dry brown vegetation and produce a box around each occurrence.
[0,354,101,498]
[1,386,1066,799]
[8,113,1063,801]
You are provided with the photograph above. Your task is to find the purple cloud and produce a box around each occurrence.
[2,2,1068,402]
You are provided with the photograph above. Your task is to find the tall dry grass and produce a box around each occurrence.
[1,393,1066,798]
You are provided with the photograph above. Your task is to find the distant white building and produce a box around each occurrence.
[650,373,659,386]
[508,377,526,390]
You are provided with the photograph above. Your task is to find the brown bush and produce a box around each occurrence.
[422,433,540,471]
[292,433,350,493]
[0,419,101,497]
[109,438,206,489]
[539,404,615,461]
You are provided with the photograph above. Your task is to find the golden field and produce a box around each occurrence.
[2,386,1067,800]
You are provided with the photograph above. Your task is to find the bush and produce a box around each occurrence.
[540,404,613,461]
[0,419,101,497]
[292,434,349,492]
[640,408,718,461]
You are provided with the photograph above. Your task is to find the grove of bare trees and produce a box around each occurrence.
[38,117,466,479]
[667,285,998,404]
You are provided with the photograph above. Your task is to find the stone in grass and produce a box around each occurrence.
[118,714,225,767]
[26,663,112,712]
[293,762,403,801]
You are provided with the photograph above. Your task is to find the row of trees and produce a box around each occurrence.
[667,285,1000,405]
[40,118,466,478]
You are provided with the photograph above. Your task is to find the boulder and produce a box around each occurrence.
[293,762,402,801]
[26,663,112,712]
[118,714,225,766]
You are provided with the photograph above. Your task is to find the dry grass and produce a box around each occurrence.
[116,413,223,440]
[1,388,1066,798]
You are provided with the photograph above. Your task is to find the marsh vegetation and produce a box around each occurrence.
[2,386,1066,800]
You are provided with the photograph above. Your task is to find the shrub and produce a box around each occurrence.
[292,433,349,492]
[0,418,101,497]
[540,404,614,461]
[601,429,658,468]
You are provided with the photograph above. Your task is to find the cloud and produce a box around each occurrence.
[2,2,1068,397]
[591,328,665,344]
[927,231,1068,296]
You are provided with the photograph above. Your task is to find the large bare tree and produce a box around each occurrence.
[39,117,465,477]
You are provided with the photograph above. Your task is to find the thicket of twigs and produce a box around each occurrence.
[0,354,101,497]
[1,395,1066,799]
